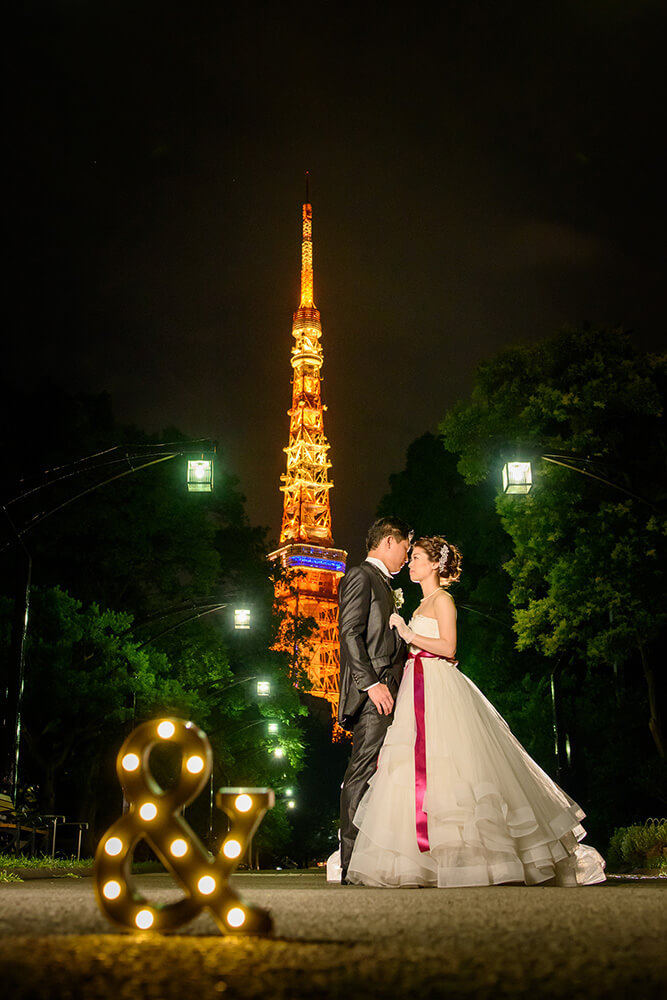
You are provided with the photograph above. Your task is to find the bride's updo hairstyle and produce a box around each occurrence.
[413,535,462,587]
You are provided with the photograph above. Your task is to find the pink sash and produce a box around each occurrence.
[411,649,458,854]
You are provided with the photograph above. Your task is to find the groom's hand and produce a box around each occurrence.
[368,682,394,715]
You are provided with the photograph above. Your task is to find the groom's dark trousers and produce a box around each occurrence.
[338,562,406,878]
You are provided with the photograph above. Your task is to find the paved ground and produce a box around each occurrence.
[1,872,666,998]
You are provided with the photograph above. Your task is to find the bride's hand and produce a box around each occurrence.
[389,613,412,641]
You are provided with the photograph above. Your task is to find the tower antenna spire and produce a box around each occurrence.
[269,184,347,733]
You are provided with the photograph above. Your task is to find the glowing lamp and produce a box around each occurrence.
[256,680,271,697]
[198,875,216,895]
[273,747,285,759]
[121,753,140,772]
[94,716,274,935]
[234,608,251,630]
[267,722,279,734]
[104,837,123,857]
[136,910,154,930]
[186,755,204,774]
[502,461,533,494]
[227,907,246,929]
[187,459,214,493]
[287,800,296,810]
[223,839,242,859]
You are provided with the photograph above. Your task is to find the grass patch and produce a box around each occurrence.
[0,853,92,871]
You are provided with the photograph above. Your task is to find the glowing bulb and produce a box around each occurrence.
[227,907,246,928]
[223,839,242,859]
[135,909,154,929]
[198,875,216,895]
[287,800,296,809]
[235,794,253,813]
[186,755,204,774]
[102,880,121,900]
[121,753,140,772]
[104,837,123,856]
[273,747,285,758]
[157,720,175,740]
[170,839,188,858]
[139,802,157,821]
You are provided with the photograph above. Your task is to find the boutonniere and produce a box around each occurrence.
[392,588,404,610]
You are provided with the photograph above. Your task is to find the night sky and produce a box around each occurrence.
[9,1,666,563]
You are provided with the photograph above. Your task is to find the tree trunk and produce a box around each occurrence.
[637,633,666,758]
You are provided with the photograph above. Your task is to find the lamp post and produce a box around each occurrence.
[0,439,217,803]
[500,450,661,779]
[205,677,273,846]
[501,454,657,508]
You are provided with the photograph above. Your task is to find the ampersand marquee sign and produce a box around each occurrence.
[94,717,274,935]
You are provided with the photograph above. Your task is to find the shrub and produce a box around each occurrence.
[606,819,667,870]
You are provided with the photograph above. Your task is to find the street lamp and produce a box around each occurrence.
[272,746,285,759]
[256,681,271,697]
[267,722,279,735]
[186,459,214,493]
[1,438,217,803]
[234,608,251,630]
[502,462,533,494]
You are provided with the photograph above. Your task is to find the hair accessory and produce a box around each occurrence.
[438,543,449,574]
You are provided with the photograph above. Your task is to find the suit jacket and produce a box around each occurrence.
[337,561,407,729]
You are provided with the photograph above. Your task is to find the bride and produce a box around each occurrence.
[346,535,606,888]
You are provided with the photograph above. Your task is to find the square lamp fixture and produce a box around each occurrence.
[502,461,533,495]
[234,608,251,630]
[256,680,271,697]
[267,722,279,734]
[187,459,214,493]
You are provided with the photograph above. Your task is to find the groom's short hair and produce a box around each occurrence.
[366,516,413,553]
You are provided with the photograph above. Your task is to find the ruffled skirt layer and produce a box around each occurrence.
[347,657,606,888]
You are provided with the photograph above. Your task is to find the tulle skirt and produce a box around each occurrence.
[347,656,606,888]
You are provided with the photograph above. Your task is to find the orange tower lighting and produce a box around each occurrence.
[269,176,347,722]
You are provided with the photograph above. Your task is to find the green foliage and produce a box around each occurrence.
[607,819,667,870]
[378,330,666,846]
[0,386,312,860]
[440,327,667,761]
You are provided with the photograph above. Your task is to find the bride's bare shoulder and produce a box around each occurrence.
[433,590,456,613]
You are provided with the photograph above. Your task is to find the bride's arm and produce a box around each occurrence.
[390,592,457,658]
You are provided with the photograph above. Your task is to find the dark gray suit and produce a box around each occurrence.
[338,561,406,876]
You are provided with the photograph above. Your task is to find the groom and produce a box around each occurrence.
[338,515,413,882]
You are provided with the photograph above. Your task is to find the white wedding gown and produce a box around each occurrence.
[347,614,606,888]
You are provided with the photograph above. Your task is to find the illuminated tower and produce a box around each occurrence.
[269,177,347,721]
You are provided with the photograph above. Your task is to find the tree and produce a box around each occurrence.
[440,327,666,775]
[375,433,552,767]
[0,383,310,857]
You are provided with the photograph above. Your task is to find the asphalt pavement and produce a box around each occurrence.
[1,872,666,998]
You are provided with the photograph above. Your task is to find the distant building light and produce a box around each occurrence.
[287,556,346,572]
[502,462,533,495]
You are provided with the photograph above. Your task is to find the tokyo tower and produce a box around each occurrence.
[269,177,347,722]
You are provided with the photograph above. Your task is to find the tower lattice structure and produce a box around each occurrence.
[269,181,347,721]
